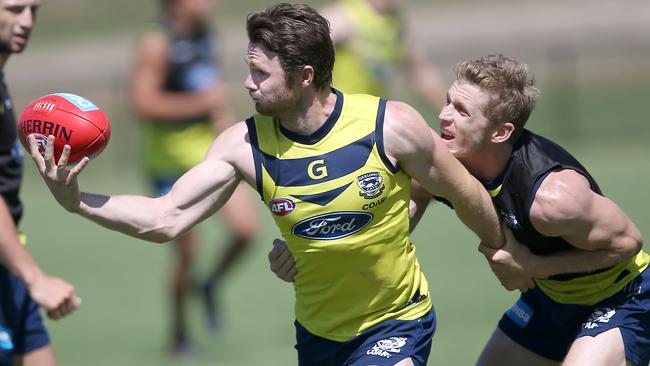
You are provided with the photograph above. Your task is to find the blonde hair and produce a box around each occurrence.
[455,54,540,140]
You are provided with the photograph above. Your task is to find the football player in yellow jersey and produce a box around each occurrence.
[28,4,504,365]
[322,0,447,111]
[270,54,650,366]
[129,0,259,355]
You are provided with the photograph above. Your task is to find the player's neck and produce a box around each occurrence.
[277,88,336,136]
[464,144,513,182]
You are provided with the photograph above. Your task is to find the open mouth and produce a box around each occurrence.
[440,132,455,141]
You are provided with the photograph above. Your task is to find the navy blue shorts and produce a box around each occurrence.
[295,308,435,366]
[499,269,650,365]
[0,265,50,365]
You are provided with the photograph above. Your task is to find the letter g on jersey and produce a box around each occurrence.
[307,159,328,180]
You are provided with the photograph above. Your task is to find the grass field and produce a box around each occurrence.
[10,0,650,365]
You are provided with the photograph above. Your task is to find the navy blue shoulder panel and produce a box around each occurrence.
[244,117,264,201]
[261,133,373,187]
[375,99,399,174]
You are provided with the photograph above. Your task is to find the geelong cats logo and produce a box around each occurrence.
[357,172,384,199]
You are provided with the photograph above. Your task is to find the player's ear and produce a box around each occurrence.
[299,65,315,87]
[492,122,515,144]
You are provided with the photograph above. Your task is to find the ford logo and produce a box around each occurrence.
[292,212,373,240]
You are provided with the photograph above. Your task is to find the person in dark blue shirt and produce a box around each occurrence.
[0,1,80,365]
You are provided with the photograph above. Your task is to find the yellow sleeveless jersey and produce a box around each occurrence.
[536,251,650,305]
[332,0,404,96]
[245,90,431,341]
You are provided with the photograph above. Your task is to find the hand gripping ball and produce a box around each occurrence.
[18,93,111,164]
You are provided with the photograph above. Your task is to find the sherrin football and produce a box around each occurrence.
[18,93,111,164]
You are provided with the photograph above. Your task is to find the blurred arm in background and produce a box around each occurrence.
[129,25,233,134]
[321,0,447,111]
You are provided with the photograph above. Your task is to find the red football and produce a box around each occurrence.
[17,93,111,164]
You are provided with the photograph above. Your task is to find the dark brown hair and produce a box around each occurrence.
[246,3,334,89]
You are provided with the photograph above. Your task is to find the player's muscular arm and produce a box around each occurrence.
[28,125,249,243]
[525,169,643,278]
[79,158,239,243]
[383,101,503,248]
[130,31,220,121]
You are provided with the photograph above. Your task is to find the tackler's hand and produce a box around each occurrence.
[479,224,537,293]
[268,238,297,283]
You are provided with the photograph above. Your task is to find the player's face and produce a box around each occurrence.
[438,80,494,163]
[0,0,39,54]
[244,43,299,116]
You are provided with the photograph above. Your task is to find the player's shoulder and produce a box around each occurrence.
[382,99,438,160]
[385,100,423,123]
[209,121,250,156]
[206,121,255,178]
[214,121,249,145]
[384,100,429,137]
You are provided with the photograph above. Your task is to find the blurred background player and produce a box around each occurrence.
[129,0,259,356]
[0,0,81,365]
[321,0,447,110]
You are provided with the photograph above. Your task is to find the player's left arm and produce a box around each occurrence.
[479,170,643,287]
[383,101,504,249]
[525,169,643,278]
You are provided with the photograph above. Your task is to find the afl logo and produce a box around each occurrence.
[292,212,373,240]
[357,172,385,199]
[28,133,48,154]
[270,198,295,216]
